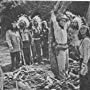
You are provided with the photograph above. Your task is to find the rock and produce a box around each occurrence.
[18,81,32,90]
[51,89,56,90]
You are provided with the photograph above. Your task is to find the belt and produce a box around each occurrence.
[34,38,40,40]
[56,43,68,50]
[58,43,67,46]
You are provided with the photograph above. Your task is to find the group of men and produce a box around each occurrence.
[50,9,90,81]
[6,9,89,83]
[6,15,49,71]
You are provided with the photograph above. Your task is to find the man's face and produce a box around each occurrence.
[34,20,38,27]
[12,23,17,29]
[72,21,78,27]
[19,22,26,29]
[68,27,74,34]
[42,23,46,29]
[59,18,67,27]
[80,27,87,35]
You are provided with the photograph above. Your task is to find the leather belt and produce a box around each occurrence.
[56,43,68,50]
[58,43,67,46]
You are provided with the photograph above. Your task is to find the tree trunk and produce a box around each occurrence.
[86,2,90,27]
[0,66,3,90]
[58,1,72,13]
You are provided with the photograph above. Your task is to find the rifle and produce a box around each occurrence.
[20,50,26,66]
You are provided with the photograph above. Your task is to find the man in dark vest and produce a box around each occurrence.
[18,19,32,65]
[42,21,49,60]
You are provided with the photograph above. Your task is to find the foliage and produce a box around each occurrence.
[0,1,89,37]
[0,1,56,37]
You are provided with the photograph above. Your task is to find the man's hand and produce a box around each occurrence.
[9,46,13,52]
[51,10,54,14]
[54,1,60,13]
[81,63,88,76]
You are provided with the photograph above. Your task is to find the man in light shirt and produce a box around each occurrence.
[6,21,21,71]
[51,11,69,80]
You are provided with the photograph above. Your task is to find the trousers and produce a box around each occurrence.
[34,40,42,63]
[56,49,69,80]
[80,60,90,90]
[10,51,20,70]
[23,47,31,65]
[42,40,49,59]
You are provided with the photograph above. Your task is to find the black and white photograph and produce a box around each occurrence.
[0,0,90,90]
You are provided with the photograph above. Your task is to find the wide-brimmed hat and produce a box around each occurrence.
[56,13,69,22]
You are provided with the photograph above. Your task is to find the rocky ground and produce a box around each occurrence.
[0,45,80,90]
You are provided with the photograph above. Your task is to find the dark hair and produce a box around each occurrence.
[42,22,44,27]
[78,27,90,40]
[67,23,78,33]
[9,23,19,32]
[81,17,87,25]
[9,24,13,30]
[28,21,32,29]
[70,21,79,30]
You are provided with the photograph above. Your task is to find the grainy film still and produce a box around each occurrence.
[0,1,89,90]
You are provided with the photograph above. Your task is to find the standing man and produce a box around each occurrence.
[42,21,49,59]
[32,16,42,64]
[51,11,69,80]
[18,19,32,65]
[6,21,21,71]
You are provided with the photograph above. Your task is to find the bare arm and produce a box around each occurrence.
[6,30,12,48]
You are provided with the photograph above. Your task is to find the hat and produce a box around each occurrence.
[56,13,69,22]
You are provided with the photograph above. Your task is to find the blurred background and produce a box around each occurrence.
[0,0,89,39]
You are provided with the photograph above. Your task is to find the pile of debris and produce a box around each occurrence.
[3,62,80,90]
